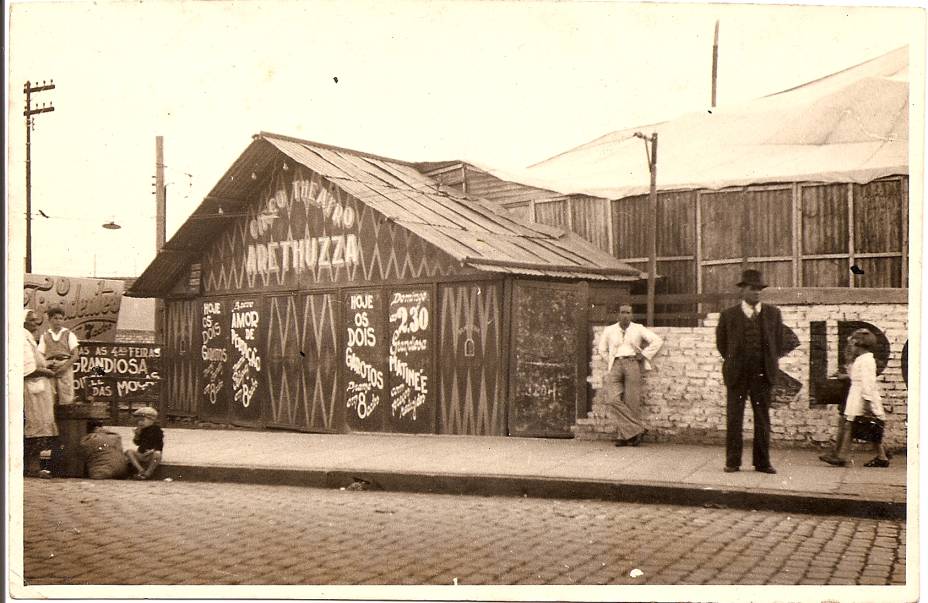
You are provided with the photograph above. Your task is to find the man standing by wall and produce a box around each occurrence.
[598,304,663,446]
[716,269,791,474]
[37,306,80,405]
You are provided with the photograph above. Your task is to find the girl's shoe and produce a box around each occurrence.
[864,458,890,468]
[819,454,848,467]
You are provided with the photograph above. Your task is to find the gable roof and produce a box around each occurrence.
[128,133,641,297]
[480,46,909,199]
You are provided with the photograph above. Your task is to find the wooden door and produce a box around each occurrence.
[437,282,505,435]
[508,281,585,437]
[163,300,200,417]
[266,292,341,432]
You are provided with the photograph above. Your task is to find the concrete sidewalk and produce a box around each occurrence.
[110,426,907,520]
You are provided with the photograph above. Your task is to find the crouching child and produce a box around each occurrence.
[80,419,129,479]
[126,407,164,480]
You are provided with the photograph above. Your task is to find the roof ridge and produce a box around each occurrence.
[763,45,908,99]
[257,131,417,167]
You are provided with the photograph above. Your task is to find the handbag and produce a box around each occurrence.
[851,414,885,443]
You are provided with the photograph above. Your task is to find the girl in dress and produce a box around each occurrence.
[820,329,890,468]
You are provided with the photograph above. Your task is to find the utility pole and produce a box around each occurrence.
[154,136,166,342]
[24,80,56,273]
[711,20,720,108]
[634,132,658,327]
[155,136,166,250]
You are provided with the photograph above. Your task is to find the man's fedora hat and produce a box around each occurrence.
[736,269,767,289]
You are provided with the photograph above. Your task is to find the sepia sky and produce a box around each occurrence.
[5,0,923,280]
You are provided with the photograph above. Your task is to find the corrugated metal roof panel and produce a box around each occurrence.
[129,132,643,296]
[463,262,628,281]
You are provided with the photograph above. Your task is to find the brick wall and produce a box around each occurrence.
[575,301,909,450]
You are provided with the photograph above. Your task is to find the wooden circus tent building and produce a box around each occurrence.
[128,133,643,437]
[420,46,910,321]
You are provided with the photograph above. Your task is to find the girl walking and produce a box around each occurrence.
[820,328,890,468]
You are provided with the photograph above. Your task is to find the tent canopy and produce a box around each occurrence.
[494,46,908,199]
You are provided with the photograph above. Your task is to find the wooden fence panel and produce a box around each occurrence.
[760,261,795,288]
[534,199,569,230]
[700,191,743,261]
[855,179,903,254]
[612,196,648,258]
[803,258,849,288]
[856,257,903,288]
[657,191,696,257]
[745,188,792,257]
[801,184,848,254]
[506,203,533,223]
[655,259,697,326]
[700,263,743,314]
[570,196,610,252]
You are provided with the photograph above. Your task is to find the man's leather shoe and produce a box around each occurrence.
[614,440,629,447]
[723,466,739,473]
[755,466,777,474]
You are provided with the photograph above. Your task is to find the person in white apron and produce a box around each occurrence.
[23,309,59,477]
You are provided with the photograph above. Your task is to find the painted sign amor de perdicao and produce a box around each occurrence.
[229,297,264,424]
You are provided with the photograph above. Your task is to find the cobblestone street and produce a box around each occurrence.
[20,479,906,586]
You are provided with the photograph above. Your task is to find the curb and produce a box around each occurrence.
[155,463,905,521]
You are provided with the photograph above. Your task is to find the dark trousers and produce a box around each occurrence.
[725,374,772,469]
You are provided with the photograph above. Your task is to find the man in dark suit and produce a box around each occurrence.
[716,269,791,474]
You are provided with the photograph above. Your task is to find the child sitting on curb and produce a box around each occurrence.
[126,407,164,480]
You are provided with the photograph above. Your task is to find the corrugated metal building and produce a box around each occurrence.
[129,133,643,437]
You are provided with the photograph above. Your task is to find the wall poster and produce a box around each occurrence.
[344,290,386,431]
[229,297,265,425]
[387,289,433,433]
[25,274,124,341]
[74,343,161,406]
[199,299,230,422]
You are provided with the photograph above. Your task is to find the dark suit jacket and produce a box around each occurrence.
[716,303,788,388]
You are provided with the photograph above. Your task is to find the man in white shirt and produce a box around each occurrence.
[37,306,80,405]
[597,304,663,446]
